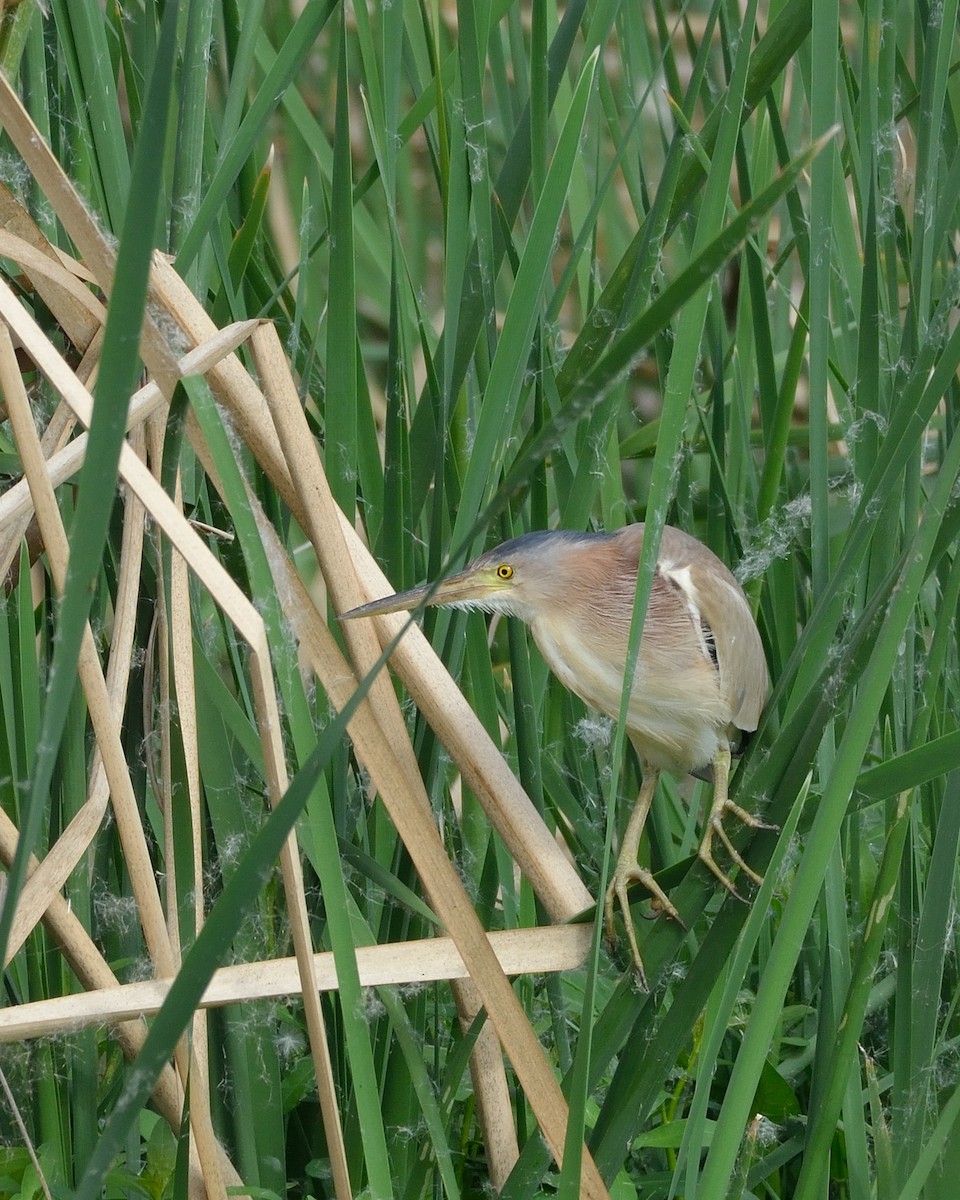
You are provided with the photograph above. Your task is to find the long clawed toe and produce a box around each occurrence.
[699,800,779,899]
[606,756,777,984]
[603,865,684,988]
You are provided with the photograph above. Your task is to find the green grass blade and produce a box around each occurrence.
[698,424,960,1195]
[324,13,358,522]
[174,0,338,274]
[450,45,600,551]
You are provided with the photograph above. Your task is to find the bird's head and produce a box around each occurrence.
[340,530,603,624]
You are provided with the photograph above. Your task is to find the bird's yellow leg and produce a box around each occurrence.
[698,745,775,897]
[604,767,681,984]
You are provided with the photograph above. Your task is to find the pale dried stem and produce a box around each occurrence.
[249,322,523,1183]
[0,186,102,349]
[145,416,225,1200]
[8,421,146,959]
[0,925,591,1041]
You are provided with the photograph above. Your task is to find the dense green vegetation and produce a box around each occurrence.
[0,1,958,1197]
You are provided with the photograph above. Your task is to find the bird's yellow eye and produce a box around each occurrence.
[496,564,514,580]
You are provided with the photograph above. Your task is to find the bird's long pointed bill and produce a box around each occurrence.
[340,570,485,620]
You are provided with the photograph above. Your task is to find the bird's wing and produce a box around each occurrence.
[621,525,768,733]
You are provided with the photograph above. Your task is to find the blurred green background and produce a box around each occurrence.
[0,1,959,1198]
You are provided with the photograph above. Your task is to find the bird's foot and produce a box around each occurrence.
[698,800,778,897]
[603,864,684,989]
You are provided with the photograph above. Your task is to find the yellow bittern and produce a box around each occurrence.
[342,524,770,985]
